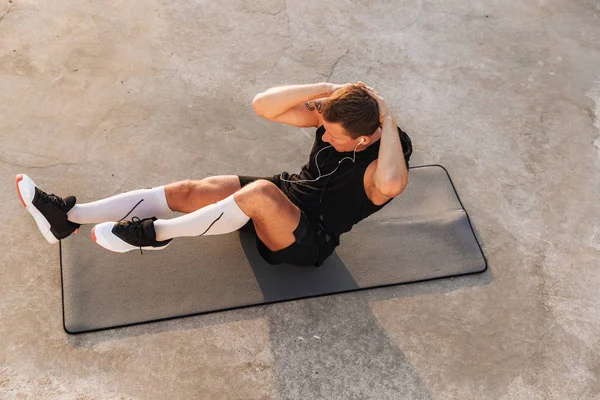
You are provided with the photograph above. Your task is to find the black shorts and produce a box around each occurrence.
[237,174,338,267]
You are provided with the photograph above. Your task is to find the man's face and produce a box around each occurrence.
[321,121,361,152]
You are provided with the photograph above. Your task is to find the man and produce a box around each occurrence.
[16,82,412,267]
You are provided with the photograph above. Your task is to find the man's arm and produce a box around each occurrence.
[362,85,408,196]
[375,115,408,195]
[252,83,333,120]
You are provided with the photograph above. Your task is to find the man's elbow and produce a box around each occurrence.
[378,176,408,197]
[252,95,266,116]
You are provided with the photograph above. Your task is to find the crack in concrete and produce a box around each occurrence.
[585,78,600,155]
[250,4,286,17]
[0,157,78,169]
[398,0,424,32]
[0,149,78,169]
[586,79,600,127]
[327,47,350,82]
[273,43,293,70]
[3,149,57,160]
[0,4,14,24]
[282,0,290,34]
[270,0,292,72]
[242,6,286,17]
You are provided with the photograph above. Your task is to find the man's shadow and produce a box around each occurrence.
[238,231,361,302]
[238,225,490,305]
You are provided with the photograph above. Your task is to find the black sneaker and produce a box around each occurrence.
[16,174,81,244]
[92,216,172,254]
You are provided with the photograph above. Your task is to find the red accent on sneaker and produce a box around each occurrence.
[91,227,97,242]
[15,175,27,208]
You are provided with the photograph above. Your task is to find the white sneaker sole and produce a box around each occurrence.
[92,222,170,253]
[16,174,61,244]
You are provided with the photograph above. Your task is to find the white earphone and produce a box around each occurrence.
[279,137,366,184]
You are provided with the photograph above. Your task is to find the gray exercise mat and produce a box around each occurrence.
[60,165,487,334]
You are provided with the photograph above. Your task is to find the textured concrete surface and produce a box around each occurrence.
[1,0,599,398]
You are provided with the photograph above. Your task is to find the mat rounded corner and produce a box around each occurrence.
[413,163,451,177]
[408,163,447,171]
[63,320,81,335]
[408,164,456,189]
[477,254,489,274]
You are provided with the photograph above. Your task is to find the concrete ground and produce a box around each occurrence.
[1,0,599,398]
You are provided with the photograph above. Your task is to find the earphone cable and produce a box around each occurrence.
[280,139,363,184]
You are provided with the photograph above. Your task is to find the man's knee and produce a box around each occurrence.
[241,179,280,199]
[235,179,291,216]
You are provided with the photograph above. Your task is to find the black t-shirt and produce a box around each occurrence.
[280,125,412,240]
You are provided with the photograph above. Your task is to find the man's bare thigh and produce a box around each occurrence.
[164,175,242,213]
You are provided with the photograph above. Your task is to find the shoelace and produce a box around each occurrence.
[117,201,146,255]
[40,191,66,209]
[128,216,145,256]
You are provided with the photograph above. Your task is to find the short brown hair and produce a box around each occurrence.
[321,84,380,139]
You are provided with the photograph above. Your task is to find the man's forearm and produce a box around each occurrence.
[252,83,332,118]
[374,116,408,194]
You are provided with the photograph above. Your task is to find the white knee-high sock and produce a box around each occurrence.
[154,194,250,241]
[67,186,172,224]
